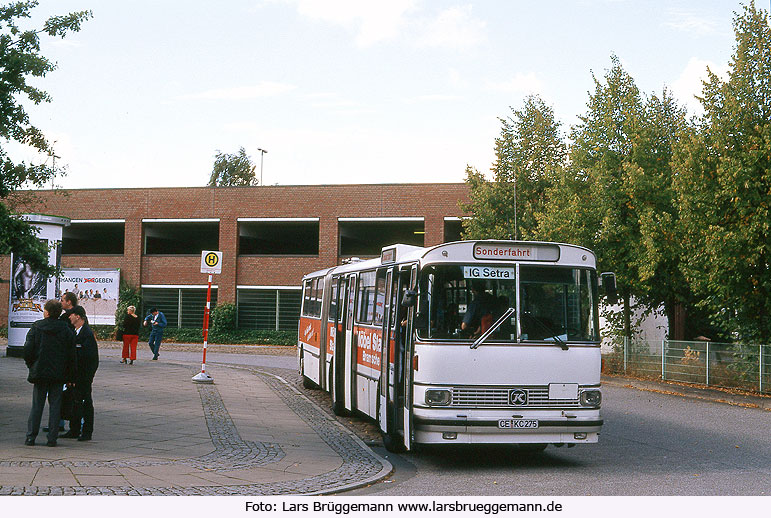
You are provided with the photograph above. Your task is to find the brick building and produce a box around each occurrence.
[2,183,469,330]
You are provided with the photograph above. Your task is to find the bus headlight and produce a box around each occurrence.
[580,390,601,408]
[425,389,451,406]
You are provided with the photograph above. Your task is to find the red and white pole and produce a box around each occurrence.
[192,274,214,384]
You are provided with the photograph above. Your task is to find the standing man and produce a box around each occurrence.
[60,291,78,325]
[60,306,99,441]
[41,290,79,434]
[23,300,76,447]
[144,307,167,360]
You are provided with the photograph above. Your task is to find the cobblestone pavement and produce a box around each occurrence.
[0,346,390,495]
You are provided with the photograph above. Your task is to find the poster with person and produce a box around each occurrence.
[60,268,120,325]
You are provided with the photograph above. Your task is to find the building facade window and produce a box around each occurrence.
[443,217,463,242]
[62,220,125,255]
[338,217,424,257]
[237,287,302,331]
[238,218,319,255]
[143,219,219,255]
[141,287,218,328]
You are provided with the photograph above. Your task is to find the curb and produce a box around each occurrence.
[257,370,393,495]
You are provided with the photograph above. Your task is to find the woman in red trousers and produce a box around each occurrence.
[121,305,140,364]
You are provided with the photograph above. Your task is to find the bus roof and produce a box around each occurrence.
[301,240,597,280]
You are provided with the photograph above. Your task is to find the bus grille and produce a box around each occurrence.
[450,387,581,408]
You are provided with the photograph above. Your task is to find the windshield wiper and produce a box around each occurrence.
[523,312,569,350]
[471,307,515,350]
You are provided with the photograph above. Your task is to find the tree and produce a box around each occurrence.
[208,147,258,187]
[540,56,688,342]
[461,95,566,240]
[673,2,771,343]
[0,1,91,281]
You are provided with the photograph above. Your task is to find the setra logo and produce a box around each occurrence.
[509,389,528,406]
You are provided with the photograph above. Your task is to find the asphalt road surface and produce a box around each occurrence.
[101,344,771,496]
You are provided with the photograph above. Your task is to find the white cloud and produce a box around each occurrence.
[291,0,415,46]
[485,72,544,95]
[670,57,729,114]
[177,82,297,101]
[664,9,719,36]
[417,5,486,49]
[285,1,486,50]
[407,94,463,102]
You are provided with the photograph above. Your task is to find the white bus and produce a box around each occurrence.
[297,240,616,452]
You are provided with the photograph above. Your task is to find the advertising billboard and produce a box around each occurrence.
[60,268,120,325]
[8,215,69,354]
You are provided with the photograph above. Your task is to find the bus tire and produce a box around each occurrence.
[382,431,405,453]
[330,365,349,416]
[519,443,548,453]
[302,375,317,389]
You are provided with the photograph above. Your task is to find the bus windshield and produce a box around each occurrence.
[417,264,599,343]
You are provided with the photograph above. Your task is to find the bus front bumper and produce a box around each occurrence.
[412,412,603,445]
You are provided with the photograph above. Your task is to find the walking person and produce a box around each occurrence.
[121,305,140,364]
[60,306,99,441]
[144,307,167,360]
[23,300,76,447]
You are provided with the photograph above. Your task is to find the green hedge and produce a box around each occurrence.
[93,324,296,346]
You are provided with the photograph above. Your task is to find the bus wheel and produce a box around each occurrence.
[330,367,349,416]
[519,443,547,453]
[302,376,317,389]
[331,390,348,416]
[382,431,405,453]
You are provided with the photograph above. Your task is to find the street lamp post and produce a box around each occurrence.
[257,148,267,185]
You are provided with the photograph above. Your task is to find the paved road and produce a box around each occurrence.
[0,344,390,495]
[153,345,771,496]
[11,341,765,496]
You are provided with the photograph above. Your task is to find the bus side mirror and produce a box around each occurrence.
[600,272,618,305]
[401,289,417,308]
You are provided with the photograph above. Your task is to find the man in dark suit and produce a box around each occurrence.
[23,300,76,447]
[60,305,99,441]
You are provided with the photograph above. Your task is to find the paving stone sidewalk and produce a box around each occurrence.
[0,347,391,495]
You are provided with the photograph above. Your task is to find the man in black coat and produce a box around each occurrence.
[61,305,99,441]
[23,299,77,447]
[59,291,78,326]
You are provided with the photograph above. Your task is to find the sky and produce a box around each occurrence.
[10,0,763,190]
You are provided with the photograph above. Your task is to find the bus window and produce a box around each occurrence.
[520,266,598,342]
[357,271,376,324]
[418,265,515,340]
[316,277,325,317]
[328,278,338,321]
[373,270,387,325]
[302,279,312,317]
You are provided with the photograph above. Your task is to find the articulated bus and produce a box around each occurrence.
[297,240,616,452]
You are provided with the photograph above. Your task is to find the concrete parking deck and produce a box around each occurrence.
[0,346,391,495]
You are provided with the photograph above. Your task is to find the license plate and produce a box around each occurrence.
[498,419,539,429]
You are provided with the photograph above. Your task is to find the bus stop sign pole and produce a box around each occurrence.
[193,251,222,384]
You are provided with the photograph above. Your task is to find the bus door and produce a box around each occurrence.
[331,275,353,414]
[402,264,418,450]
[343,273,357,412]
[378,267,394,435]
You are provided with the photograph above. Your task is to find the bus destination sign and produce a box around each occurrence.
[473,243,560,261]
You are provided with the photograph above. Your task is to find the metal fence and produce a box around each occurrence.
[603,339,770,394]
